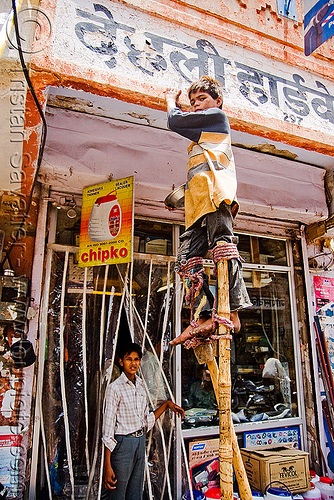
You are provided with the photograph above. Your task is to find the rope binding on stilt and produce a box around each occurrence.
[178,257,205,318]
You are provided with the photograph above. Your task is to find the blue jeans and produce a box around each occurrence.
[176,202,251,313]
[101,434,145,500]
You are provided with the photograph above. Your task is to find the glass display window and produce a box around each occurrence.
[134,219,173,255]
[238,233,287,266]
[181,235,298,429]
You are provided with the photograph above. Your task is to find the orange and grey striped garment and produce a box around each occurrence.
[168,107,238,229]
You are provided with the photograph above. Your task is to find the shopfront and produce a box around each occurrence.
[2,0,334,497]
[24,88,327,498]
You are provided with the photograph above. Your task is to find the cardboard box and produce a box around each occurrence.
[240,446,310,494]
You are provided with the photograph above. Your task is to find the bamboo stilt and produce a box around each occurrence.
[217,251,233,500]
[194,241,252,500]
[206,357,252,500]
[194,242,252,500]
[217,242,252,500]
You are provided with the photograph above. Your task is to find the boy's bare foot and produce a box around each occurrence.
[169,323,195,346]
[170,317,215,346]
[170,312,241,346]
[191,317,216,336]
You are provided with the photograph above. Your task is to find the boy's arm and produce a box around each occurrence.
[103,446,117,490]
[102,384,119,453]
[165,89,182,113]
[154,400,185,420]
[165,88,203,141]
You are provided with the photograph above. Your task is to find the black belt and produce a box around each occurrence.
[117,429,144,438]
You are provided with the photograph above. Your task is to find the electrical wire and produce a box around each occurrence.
[3,0,48,266]
[308,252,334,270]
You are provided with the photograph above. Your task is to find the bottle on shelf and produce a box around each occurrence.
[316,477,334,500]
[302,482,321,500]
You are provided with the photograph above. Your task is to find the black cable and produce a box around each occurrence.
[3,1,48,265]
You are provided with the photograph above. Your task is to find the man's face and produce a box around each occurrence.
[189,90,222,112]
[119,351,141,380]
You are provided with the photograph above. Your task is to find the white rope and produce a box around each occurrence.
[133,305,173,400]
[82,267,90,475]
[144,450,154,500]
[140,370,172,500]
[142,258,153,353]
[59,251,75,500]
[95,265,129,500]
[116,261,193,498]
[160,260,171,365]
[161,416,175,500]
[99,265,109,373]
[40,401,53,499]
[29,244,53,500]
[178,417,194,500]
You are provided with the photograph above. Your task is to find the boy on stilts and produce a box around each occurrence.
[165,76,251,348]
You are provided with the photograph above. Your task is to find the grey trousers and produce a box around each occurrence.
[101,434,145,500]
[176,202,251,313]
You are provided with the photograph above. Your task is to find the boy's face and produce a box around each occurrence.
[119,351,141,380]
[189,90,222,112]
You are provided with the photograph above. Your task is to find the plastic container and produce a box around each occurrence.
[264,482,293,500]
[302,483,321,500]
[252,491,264,499]
[182,490,206,500]
[205,488,221,499]
[316,477,334,500]
[310,471,320,485]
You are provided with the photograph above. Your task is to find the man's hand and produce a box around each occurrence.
[154,400,185,420]
[103,447,117,490]
[165,88,182,111]
[167,401,185,419]
[103,464,117,490]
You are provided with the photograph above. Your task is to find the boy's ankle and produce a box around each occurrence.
[230,311,241,333]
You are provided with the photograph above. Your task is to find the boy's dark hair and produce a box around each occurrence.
[188,75,224,107]
[118,342,142,360]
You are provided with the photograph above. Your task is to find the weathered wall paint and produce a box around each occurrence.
[29,0,334,157]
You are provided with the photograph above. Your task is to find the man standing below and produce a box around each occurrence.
[102,342,184,499]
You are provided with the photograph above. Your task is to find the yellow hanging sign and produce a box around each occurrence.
[78,176,134,267]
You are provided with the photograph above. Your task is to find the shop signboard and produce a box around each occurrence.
[79,176,134,267]
[42,0,334,143]
[304,0,334,55]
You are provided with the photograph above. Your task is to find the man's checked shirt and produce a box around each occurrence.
[102,371,155,452]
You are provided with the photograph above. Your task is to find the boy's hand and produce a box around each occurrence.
[165,89,182,111]
[167,401,185,418]
[103,463,117,490]
[165,204,177,212]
